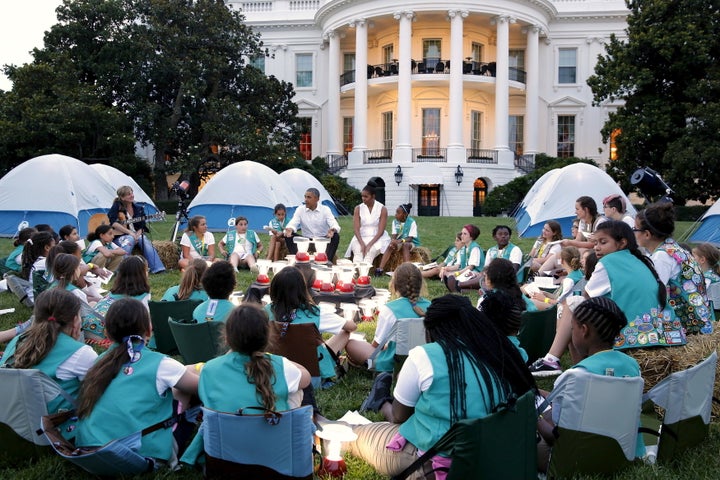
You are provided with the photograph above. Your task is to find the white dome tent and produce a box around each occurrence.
[514,163,636,238]
[187,161,303,232]
[89,163,159,215]
[0,154,117,237]
[279,168,339,216]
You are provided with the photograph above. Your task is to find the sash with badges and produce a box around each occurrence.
[614,306,686,350]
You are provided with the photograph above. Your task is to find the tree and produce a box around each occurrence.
[8,0,300,199]
[588,0,720,202]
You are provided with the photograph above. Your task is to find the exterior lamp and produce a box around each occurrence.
[316,423,358,478]
[455,165,464,185]
[394,165,403,185]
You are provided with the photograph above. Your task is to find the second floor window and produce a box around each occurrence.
[343,117,354,153]
[382,112,393,151]
[296,53,313,87]
[509,115,524,156]
[249,55,265,73]
[471,111,482,151]
[558,48,577,84]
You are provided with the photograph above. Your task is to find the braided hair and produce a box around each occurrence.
[424,295,536,424]
[389,262,427,316]
[573,297,627,346]
[485,258,525,307]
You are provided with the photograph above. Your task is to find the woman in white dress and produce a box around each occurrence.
[346,184,391,264]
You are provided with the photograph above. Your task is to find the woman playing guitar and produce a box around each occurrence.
[108,186,166,274]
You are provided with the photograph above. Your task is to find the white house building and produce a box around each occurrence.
[230,0,627,216]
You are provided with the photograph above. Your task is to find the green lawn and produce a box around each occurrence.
[1,216,717,480]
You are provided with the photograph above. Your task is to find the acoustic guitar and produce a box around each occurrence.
[87,211,166,234]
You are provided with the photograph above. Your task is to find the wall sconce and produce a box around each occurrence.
[394,165,403,185]
[455,165,464,185]
[316,423,358,477]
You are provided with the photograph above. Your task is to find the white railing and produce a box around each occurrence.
[289,0,320,10]
[241,1,273,12]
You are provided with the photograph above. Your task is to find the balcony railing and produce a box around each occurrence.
[514,153,536,174]
[412,148,447,162]
[363,149,393,164]
[325,154,348,173]
[466,149,498,164]
[340,60,526,87]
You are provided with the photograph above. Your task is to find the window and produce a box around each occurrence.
[296,53,313,87]
[382,112,393,151]
[343,117,354,153]
[558,48,577,84]
[509,115,524,156]
[249,55,265,73]
[471,111,482,151]
[343,53,355,73]
[423,39,442,69]
[298,117,312,160]
[471,43,483,62]
[557,115,575,158]
[422,108,440,155]
[382,45,394,65]
[509,49,525,71]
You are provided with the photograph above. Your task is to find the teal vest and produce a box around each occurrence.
[5,245,23,271]
[199,352,290,412]
[192,299,235,323]
[599,250,662,320]
[486,243,517,262]
[265,304,336,380]
[508,335,528,363]
[225,230,258,256]
[460,241,484,272]
[655,239,714,334]
[394,216,420,246]
[1,333,85,413]
[161,285,209,302]
[399,343,502,453]
[75,348,174,460]
[373,297,431,372]
[567,269,583,284]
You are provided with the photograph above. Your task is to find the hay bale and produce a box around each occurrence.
[373,246,432,272]
[627,329,720,416]
[152,240,180,269]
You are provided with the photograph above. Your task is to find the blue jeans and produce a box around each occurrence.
[114,234,166,273]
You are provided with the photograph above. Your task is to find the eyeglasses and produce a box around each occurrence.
[632,228,645,233]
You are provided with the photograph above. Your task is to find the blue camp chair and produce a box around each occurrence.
[201,405,315,479]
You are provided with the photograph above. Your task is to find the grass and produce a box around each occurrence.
[1,216,716,479]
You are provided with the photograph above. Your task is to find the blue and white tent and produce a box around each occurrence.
[0,154,117,237]
[279,168,339,216]
[187,161,303,232]
[688,202,720,245]
[514,163,635,238]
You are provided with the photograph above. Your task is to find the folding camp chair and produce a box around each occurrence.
[367,317,426,374]
[392,390,537,480]
[641,351,717,463]
[543,369,644,477]
[518,306,557,364]
[148,299,202,354]
[168,318,226,364]
[201,405,316,479]
[0,368,72,465]
[706,282,720,314]
[39,407,199,476]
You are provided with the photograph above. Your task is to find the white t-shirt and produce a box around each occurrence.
[483,244,523,268]
[318,310,347,334]
[56,345,99,381]
[221,231,260,256]
[281,357,303,394]
[180,231,216,259]
[156,356,190,396]
[373,305,398,346]
[393,346,434,408]
[584,262,611,297]
[467,245,482,268]
[650,250,679,285]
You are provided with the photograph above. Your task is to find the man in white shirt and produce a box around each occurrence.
[284,188,342,263]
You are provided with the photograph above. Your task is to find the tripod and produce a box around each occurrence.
[171,194,191,243]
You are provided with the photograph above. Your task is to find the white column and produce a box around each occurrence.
[447,9,468,162]
[326,30,341,155]
[352,19,368,151]
[493,15,513,151]
[394,10,413,163]
[524,25,540,154]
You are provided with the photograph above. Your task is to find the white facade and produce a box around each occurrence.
[230,0,628,216]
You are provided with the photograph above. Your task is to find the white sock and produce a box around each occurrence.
[544,354,560,364]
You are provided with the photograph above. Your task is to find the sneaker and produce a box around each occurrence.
[360,372,393,413]
[528,358,562,377]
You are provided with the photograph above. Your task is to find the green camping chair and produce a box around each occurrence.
[543,368,644,478]
[392,390,537,480]
[518,305,557,364]
[641,351,717,463]
[148,299,202,354]
[168,318,226,364]
[0,369,70,465]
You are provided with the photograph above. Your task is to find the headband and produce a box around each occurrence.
[400,204,410,214]
[639,210,671,238]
